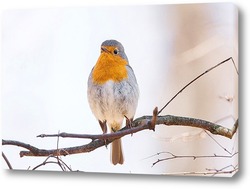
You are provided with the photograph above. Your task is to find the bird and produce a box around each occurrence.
[87,39,139,165]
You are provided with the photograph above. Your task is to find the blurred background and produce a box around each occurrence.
[2,3,238,176]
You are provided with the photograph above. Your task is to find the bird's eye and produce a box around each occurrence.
[113,49,119,55]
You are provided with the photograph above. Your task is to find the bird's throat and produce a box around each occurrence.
[92,54,128,85]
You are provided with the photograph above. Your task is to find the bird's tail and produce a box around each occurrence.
[110,123,124,165]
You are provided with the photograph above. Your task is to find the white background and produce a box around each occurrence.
[0,0,248,188]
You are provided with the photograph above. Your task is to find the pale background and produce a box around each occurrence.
[2,0,246,188]
[1,2,238,174]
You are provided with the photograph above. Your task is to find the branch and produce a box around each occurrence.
[163,164,238,176]
[157,57,238,115]
[2,108,238,157]
[150,151,238,167]
[31,155,73,171]
[2,152,13,169]
[205,164,238,177]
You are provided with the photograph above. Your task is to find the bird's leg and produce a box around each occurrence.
[124,116,133,129]
[99,120,107,134]
[98,120,108,148]
[124,115,133,136]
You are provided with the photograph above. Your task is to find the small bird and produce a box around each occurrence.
[87,40,139,165]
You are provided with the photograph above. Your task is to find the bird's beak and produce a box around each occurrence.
[101,46,110,53]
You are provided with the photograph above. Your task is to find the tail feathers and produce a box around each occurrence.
[111,138,124,165]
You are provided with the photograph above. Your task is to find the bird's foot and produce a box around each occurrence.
[124,115,133,136]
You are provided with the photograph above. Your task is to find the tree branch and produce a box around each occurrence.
[2,107,238,158]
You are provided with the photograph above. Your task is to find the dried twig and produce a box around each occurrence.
[150,151,238,167]
[158,57,238,115]
[2,152,13,170]
[163,164,238,176]
[31,155,72,171]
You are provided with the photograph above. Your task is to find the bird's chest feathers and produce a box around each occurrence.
[92,54,128,85]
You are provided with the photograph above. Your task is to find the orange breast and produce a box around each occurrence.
[92,53,128,85]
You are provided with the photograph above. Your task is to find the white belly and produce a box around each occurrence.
[88,79,139,127]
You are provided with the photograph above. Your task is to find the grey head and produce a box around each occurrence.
[101,39,128,62]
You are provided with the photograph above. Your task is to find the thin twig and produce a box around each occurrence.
[151,151,238,167]
[204,130,232,155]
[32,155,54,170]
[206,164,238,177]
[163,165,238,176]
[158,57,237,115]
[55,131,66,171]
[32,155,72,171]
[2,152,13,169]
